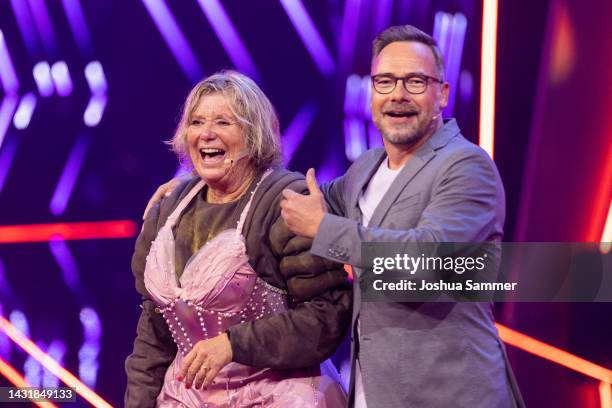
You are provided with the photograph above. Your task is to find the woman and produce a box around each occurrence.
[125,70,351,407]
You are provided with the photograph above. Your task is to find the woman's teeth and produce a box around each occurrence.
[199,148,225,159]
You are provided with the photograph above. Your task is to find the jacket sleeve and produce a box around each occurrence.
[321,175,347,217]
[226,184,352,369]
[124,202,177,407]
[311,148,505,268]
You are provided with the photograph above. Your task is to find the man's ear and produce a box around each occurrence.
[439,82,450,109]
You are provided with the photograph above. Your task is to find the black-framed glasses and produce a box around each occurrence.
[371,73,443,95]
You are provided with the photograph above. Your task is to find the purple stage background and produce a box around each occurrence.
[0,0,610,407]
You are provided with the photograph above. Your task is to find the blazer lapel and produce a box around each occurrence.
[368,145,435,228]
[367,119,461,228]
[347,149,386,221]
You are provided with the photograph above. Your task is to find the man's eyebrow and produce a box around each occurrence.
[372,71,427,77]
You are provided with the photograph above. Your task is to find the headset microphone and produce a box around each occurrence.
[223,150,249,167]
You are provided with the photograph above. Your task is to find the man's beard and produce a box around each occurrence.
[376,116,428,147]
[381,124,425,146]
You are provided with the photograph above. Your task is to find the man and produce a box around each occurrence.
[280,25,524,407]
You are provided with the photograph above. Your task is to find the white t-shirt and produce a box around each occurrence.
[355,157,403,408]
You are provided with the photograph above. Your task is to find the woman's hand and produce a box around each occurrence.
[177,333,233,389]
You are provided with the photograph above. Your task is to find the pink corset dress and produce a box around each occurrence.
[144,172,346,407]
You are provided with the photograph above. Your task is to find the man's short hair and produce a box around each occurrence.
[372,25,446,80]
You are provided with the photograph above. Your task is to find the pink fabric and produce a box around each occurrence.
[144,173,346,407]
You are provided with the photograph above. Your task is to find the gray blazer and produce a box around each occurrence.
[311,119,524,408]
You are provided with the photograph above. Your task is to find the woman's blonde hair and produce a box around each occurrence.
[169,70,282,169]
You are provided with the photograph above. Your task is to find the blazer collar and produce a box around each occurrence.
[364,119,461,227]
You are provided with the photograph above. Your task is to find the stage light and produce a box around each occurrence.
[9,0,40,56]
[0,316,112,408]
[27,0,59,55]
[141,0,203,83]
[496,323,612,383]
[0,30,19,94]
[84,61,108,95]
[0,356,58,407]
[0,94,19,148]
[61,0,93,56]
[338,0,361,72]
[13,93,37,130]
[43,340,66,387]
[9,310,29,338]
[279,0,335,77]
[50,61,73,97]
[196,0,259,81]
[0,135,19,194]
[49,238,80,290]
[600,381,612,408]
[83,94,108,127]
[0,220,137,243]
[282,102,317,165]
[479,0,498,158]
[49,134,90,215]
[33,61,54,97]
[599,200,611,254]
[344,74,362,116]
[344,117,367,162]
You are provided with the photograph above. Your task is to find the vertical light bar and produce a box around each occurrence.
[42,341,65,387]
[479,0,498,158]
[33,61,54,97]
[27,0,59,56]
[0,95,19,148]
[196,0,259,81]
[13,93,37,130]
[338,0,362,72]
[79,308,101,387]
[433,12,452,62]
[282,101,318,164]
[279,0,335,76]
[9,0,41,56]
[600,381,612,408]
[49,134,90,215]
[25,346,44,386]
[61,0,94,56]
[0,30,20,93]
[372,0,393,39]
[344,118,367,161]
[142,0,203,83]
[344,74,362,116]
[601,200,612,254]
[50,61,73,97]
[0,316,113,407]
[443,14,467,116]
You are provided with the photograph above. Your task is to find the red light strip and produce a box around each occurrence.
[0,355,59,407]
[0,316,113,408]
[0,220,137,243]
[496,323,612,383]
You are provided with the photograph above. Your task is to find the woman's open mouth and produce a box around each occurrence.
[199,148,226,165]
